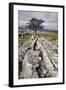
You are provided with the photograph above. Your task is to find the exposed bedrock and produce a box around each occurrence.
[18,36,58,79]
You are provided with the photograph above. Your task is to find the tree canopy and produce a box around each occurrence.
[27,18,45,33]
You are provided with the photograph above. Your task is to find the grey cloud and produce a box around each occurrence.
[18,10,58,30]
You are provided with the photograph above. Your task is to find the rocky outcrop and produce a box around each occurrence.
[18,36,58,79]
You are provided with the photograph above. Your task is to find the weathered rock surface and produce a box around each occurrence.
[21,50,40,78]
[18,36,58,79]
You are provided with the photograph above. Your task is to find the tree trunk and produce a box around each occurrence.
[35,28,37,34]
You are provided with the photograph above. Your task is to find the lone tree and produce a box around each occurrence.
[27,18,44,33]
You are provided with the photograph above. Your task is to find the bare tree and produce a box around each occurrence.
[27,18,44,34]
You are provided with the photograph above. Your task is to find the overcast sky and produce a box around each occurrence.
[18,10,58,30]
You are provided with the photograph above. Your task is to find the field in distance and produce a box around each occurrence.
[18,31,58,46]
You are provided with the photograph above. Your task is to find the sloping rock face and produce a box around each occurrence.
[18,36,58,79]
[22,50,40,78]
[36,37,58,78]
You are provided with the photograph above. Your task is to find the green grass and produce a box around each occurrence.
[18,31,58,46]
[18,35,30,46]
[32,32,58,41]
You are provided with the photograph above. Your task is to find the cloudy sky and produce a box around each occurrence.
[18,10,58,31]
